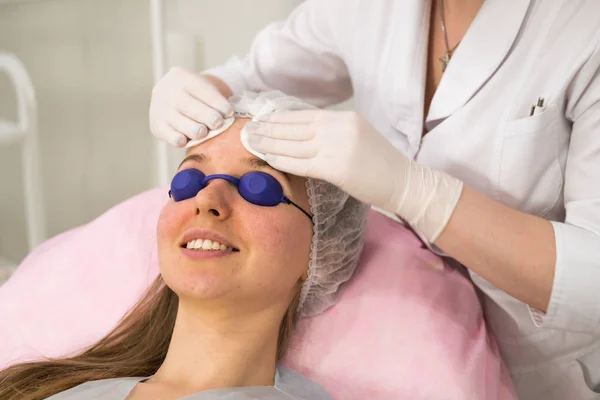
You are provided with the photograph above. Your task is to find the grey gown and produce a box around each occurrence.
[44,366,332,400]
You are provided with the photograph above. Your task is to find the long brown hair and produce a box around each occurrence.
[0,276,301,400]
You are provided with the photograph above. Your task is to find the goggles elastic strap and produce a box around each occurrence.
[282,196,313,222]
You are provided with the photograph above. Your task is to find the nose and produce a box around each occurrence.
[193,178,234,219]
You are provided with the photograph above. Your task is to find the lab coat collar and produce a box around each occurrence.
[427,0,533,124]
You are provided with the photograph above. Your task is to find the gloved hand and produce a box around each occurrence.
[245,110,464,242]
[149,67,234,147]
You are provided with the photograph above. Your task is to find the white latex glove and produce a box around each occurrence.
[246,110,464,242]
[149,67,234,147]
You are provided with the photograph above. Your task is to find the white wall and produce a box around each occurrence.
[0,0,304,263]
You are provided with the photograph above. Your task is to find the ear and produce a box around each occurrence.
[300,270,309,282]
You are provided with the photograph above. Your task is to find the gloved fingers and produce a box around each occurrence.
[245,121,314,141]
[247,134,317,158]
[177,92,227,131]
[159,123,188,147]
[264,153,311,177]
[168,111,208,141]
[149,67,232,147]
[184,74,233,117]
[255,109,321,124]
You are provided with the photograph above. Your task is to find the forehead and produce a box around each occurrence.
[185,118,250,159]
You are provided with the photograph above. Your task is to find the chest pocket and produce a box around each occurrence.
[498,104,569,217]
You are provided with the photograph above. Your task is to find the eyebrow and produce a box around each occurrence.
[178,153,290,181]
[178,153,206,169]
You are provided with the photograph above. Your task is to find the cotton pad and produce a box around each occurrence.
[240,116,267,161]
[184,116,235,148]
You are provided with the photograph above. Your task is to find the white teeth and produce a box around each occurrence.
[184,239,234,252]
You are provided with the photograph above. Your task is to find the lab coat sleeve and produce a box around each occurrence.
[202,0,354,107]
[530,45,600,333]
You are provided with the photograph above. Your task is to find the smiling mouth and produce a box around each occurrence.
[180,238,239,252]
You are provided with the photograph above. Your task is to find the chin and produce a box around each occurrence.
[161,260,237,300]
[168,275,233,300]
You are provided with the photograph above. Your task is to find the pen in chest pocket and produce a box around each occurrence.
[529,97,546,116]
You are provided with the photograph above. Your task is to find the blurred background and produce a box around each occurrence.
[0,0,305,275]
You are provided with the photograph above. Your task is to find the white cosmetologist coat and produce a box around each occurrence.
[205,0,600,398]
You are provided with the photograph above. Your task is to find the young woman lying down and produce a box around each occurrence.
[0,92,368,400]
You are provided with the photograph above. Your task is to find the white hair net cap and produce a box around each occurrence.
[230,91,370,318]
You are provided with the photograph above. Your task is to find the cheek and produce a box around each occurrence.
[157,204,181,245]
[157,203,189,271]
[245,209,313,285]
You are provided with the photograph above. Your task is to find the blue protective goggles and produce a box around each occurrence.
[169,169,313,222]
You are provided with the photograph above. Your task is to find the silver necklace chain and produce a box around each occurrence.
[438,0,460,71]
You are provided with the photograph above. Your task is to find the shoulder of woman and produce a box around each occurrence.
[44,377,144,399]
[275,366,333,400]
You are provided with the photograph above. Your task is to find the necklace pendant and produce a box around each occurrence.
[439,52,451,72]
